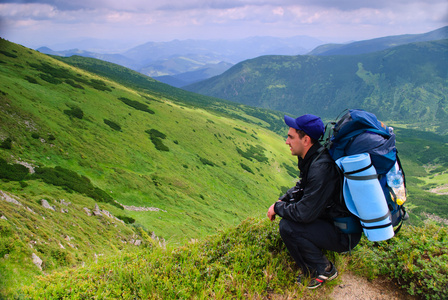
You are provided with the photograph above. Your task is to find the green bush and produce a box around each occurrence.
[116,215,136,224]
[24,75,38,84]
[31,133,39,139]
[0,50,17,58]
[0,138,12,149]
[351,224,448,299]
[39,73,62,84]
[90,79,111,92]
[104,119,121,131]
[234,127,247,134]
[33,166,123,209]
[240,163,254,174]
[282,162,298,178]
[236,145,268,163]
[199,157,215,167]
[145,129,169,151]
[119,97,154,114]
[0,158,29,181]
[64,107,84,119]
[65,79,84,89]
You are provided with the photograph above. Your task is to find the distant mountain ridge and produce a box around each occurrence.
[38,35,324,87]
[185,39,448,134]
[37,27,447,88]
[308,26,448,56]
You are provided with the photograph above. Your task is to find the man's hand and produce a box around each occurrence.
[267,203,277,221]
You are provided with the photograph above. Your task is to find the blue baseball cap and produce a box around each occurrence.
[284,114,324,140]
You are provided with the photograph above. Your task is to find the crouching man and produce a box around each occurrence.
[267,114,361,289]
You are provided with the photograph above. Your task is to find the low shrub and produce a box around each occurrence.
[24,75,38,84]
[32,166,123,209]
[0,138,12,149]
[0,50,18,58]
[351,224,448,299]
[234,127,247,134]
[240,163,254,174]
[0,158,29,181]
[282,162,298,178]
[104,119,121,131]
[116,215,136,224]
[199,157,215,167]
[145,129,169,151]
[64,107,84,119]
[65,79,84,89]
[39,73,62,84]
[236,145,268,163]
[119,97,154,114]
[90,79,111,92]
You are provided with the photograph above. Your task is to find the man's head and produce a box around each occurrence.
[284,114,324,158]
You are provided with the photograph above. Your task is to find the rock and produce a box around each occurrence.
[0,190,22,206]
[61,208,68,213]
[93,204,102,216]
[60,199,71,206]
[0,215,7,220]
[14,160,35,174]
[101,210,112,218]
[26,206,36,214]
[32,253,42,270]
[122,204,166,212]
[134,240,142,246]
[83,207,92,216]
[41,199,55,211]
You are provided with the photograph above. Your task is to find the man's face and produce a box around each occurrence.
[286,127,306,158]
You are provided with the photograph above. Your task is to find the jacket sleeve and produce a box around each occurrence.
[274,161,338,223]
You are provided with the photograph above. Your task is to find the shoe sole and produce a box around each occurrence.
[326,271,338,281]
[306,271,338,289]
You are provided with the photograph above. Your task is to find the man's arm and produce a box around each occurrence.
[267,201,280,221]
[274,161,338,223]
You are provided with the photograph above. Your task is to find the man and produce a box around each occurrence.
[267,114,361,289]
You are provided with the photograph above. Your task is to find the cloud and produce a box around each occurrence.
[0,0,446,50]
[4,0,445,12]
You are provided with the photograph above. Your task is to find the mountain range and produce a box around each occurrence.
[36,27,447,88]
[37,35,324,87]
[185,38,448,134]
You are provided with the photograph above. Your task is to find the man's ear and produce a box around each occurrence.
[304,134,312,146]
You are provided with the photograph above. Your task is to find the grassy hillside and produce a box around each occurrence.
[17,219,448,299]
[52,54,286,136]
[186,39,448,134]
[1,38,447,299]
[0,37,297,295]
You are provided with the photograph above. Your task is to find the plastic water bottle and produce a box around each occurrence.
[386,162,406,205]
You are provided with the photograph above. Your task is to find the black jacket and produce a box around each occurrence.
[274,142,349,223]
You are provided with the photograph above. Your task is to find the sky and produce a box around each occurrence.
[0,0,447,52]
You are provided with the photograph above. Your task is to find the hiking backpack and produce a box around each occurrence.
[322,109,408,241]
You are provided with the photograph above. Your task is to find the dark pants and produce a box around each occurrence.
[279,218,361,276]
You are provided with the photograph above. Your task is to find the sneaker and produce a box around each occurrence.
[304,263,338,290]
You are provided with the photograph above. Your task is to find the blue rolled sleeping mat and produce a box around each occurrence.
[336,153,394,242]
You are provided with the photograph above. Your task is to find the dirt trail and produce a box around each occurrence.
[329,271,420,300]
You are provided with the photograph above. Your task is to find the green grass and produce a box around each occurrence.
[15,218,448,300]
[0,37,297,296]
[1,37,447,299]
